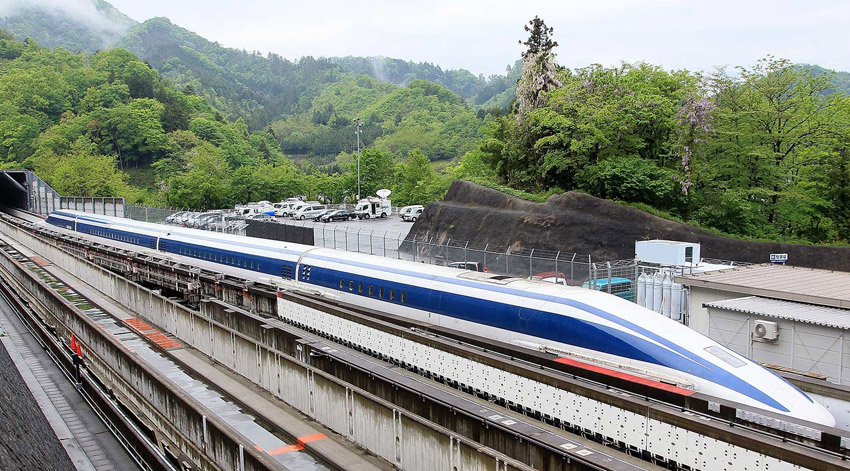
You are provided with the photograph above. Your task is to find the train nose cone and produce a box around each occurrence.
[803,401,836,428]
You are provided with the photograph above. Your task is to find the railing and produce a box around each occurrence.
[123,205,750,318]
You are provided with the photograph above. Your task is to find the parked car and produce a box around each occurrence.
[528,271,567,285]
[398,205,424,219]
[402,207,423,222]
[273,198,302,216]
[195,213,222,229]
[286,201,320,217]
[165,211,189,224]
[447,261,485,272]
[248,213,275,222]
[354,197,391,219]
[294,204,327,220]
[313,209,336,221]
[582,277,634,299]
[320,209,356,222]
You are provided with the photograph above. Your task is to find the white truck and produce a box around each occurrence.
[354,196,392,219]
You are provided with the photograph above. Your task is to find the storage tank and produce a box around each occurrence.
[671,282,683,322]
[636,272,647,307]
[661,272,672,317]
[652,272,663,313]
[644,272,655,309]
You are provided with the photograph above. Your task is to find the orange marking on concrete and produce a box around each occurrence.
[268,444,303,455]
[30,256,50,266]
[254,445,264,452]
[297,433,327,446]
[122,318,182,350]
[124,318,155,332]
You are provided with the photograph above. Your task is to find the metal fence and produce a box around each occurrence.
[272,218,594,285]
[126,205,180,223]
[59,197,125,217]
[123,205,751,314]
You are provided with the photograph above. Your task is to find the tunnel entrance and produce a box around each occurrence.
[0,170,126,217]
[0,170,35,212]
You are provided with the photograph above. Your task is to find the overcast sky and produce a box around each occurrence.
[77,0,850,76]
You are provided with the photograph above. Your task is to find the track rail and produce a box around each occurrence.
[0,244,174,471]
[3,211,850,471]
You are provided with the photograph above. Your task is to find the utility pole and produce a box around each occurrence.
[354,118,362,201]
[355,119,362,201]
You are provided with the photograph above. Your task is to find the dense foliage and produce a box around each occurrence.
[474,23,850,243]
[331,56,517,110]
[270,75,482,162]
[0,29,451,209]
[0,0,135,54]
[2,2,849,246]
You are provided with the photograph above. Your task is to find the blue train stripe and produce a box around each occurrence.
[47,213,789,412]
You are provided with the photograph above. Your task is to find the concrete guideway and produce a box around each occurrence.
[0,296,127,471]
[0,234,383,471]
[4,211,850,470]
[0,215,543,471]
[0,305,86,471]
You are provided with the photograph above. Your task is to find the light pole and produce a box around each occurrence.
[354,118,362,201]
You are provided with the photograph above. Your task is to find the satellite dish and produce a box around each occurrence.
[376,189,391,198]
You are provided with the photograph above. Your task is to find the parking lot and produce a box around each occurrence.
[275,214,417,260]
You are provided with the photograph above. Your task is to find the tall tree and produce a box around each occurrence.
[705,58,842,237]
[515,16,561,117]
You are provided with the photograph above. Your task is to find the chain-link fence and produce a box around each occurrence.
[126,205,180,223]
[122,204,751,314]
[281,218,594,285]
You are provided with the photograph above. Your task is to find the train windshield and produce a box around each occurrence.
[704,346,746,368]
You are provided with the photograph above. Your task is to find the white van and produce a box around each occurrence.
[285,201,316,217]
[398,205,424,219]
[273,198,301,216]
[293,204,327,220]
[354,197,392,219]
[402,206,423,222]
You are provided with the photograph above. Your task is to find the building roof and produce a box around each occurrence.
[705,296,850,330]
[677,264,850,309]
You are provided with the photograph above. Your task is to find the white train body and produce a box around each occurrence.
[44,210,835,427]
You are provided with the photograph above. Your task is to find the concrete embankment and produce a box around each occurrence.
[409,180,850,271]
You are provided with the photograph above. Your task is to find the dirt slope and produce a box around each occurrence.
[409,180,850,271]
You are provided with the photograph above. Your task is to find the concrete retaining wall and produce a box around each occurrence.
[0,218,530,471]
[0,242,276,471]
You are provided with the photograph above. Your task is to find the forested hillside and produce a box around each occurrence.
[466,18,850,244]
[271,75,481,165]
[1,1,849,246]
[801,64,850,95]
[0,29,451,210]
[331,56,519,111]
[0,0,135,53]
[1,3,517,128]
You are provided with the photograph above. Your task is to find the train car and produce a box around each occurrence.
[44,210,836,427]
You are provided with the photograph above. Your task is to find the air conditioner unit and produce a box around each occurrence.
[752,320,779,342]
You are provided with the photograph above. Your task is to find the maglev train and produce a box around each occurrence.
[45,210,835,427]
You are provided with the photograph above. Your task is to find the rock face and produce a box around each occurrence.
[409,180,850,271]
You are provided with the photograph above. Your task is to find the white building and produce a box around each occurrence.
[676,264,850,384]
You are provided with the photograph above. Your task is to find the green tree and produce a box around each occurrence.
[347,147,395,199]
[47,138,128,197]
[393,149,439,205]
[167,142,231,209]
[703,58,843,238]
[106,98,172,167]
[515,16,561,118]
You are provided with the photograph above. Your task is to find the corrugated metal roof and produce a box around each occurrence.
[676,264,850,309]
[705,296,850,330]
